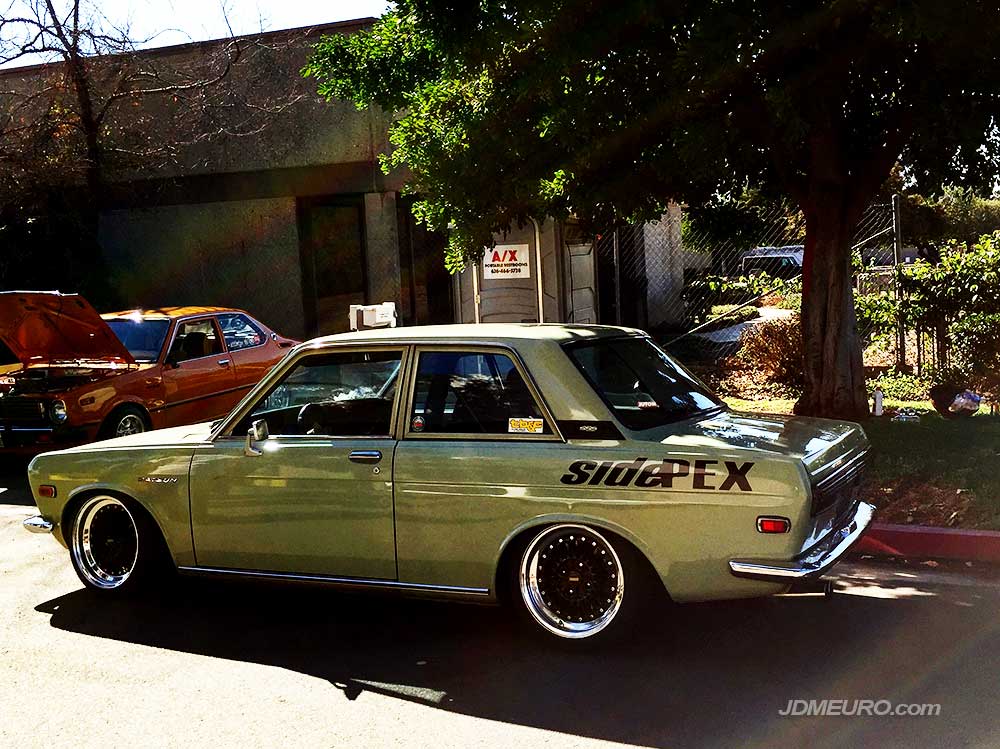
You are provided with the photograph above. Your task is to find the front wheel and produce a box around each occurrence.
[69,495,167,595]
[100,405,148,439]
[515,524,646,642]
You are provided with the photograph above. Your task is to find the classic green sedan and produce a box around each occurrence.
[24,324,874,642]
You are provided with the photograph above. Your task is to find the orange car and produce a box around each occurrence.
[0,292,296,452]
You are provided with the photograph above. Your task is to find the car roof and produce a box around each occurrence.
[302,323,645,348]
[101,306,247,321]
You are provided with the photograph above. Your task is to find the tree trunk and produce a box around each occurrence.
[794,190,870,420]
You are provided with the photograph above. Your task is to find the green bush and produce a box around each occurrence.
[855,292,900,338]
[684,272,799,323]
[868,370,932,401]
[775,292,801,310]
[901,231,1000,326]
[694,304,759,333]
[947,312,1000,392]
[735,314,803,387]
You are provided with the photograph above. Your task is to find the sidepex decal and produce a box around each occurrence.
[560,458,755,492]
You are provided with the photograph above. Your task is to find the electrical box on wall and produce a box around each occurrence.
[349,302,398,331]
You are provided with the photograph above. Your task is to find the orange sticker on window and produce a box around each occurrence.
[509,417,544,434]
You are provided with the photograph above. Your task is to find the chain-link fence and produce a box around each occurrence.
[595,199,904,369]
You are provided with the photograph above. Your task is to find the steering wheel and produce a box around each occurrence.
[297,403,323,435]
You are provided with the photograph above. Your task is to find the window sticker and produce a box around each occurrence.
[509,417,544,434]
[411,415,425,432]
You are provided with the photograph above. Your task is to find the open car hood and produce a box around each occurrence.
[0,291,135,366]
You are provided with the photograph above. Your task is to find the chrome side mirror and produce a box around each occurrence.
[244,418,269,457]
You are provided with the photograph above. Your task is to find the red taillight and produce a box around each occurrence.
[38,485,57,498]
[757,516,790,533]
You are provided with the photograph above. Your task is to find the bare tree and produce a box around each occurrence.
[0,0,307,298]
[1,0,306,192]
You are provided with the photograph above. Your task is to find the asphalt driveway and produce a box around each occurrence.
[1,461,999,748]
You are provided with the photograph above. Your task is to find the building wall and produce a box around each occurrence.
[100,197,305,336]
[99,189,406,339]
[364,192,402,305]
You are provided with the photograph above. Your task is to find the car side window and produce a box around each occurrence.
[167,319,224,363]
[234,350,402,437]
[409,350,551,436]
[217,313,265,351]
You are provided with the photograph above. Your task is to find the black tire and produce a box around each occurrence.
[99,405,149,440]
[509,524,653,644]
[68,494,170,595]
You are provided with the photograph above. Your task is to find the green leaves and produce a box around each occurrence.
[303,0,1000,269]
[901,231,1000,326]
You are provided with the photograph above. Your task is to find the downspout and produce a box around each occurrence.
[529,217,545,323]
[471,263,481,323]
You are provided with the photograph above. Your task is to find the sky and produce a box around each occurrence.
[0,0,393,67]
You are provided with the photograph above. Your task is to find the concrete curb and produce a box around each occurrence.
[854,523,1000,563]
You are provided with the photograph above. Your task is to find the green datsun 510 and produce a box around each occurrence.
[25,324,874,642]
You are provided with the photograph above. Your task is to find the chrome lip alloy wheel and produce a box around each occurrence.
[520,524,625,639]
[71,496,139,589]
[115,414,145,437]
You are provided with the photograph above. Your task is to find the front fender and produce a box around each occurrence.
[29,447,196,566]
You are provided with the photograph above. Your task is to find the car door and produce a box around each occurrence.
[160,316,238,427]
[188,346,406,579]
[392,346,567,589]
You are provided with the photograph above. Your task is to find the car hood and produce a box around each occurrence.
[658,409,868,473]
[60,421,215,452]
[0,291,135,366]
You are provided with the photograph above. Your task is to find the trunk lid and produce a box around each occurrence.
[680,410,867,473]
[658,409,869,514]
[0,292,135,366]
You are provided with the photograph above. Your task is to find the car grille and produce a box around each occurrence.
[810,449,868,516]
[0,396,49,425]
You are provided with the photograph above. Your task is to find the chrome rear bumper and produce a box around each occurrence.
[729,501,875,581]
[23,515,54,534]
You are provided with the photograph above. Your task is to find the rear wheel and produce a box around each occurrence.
[514,524,645,642]
[69,495,167,594]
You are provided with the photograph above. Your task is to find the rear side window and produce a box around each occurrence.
[217,313,264,351]
[410,351,550,436]
[565,336,722,430]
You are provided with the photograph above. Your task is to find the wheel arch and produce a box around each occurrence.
[99,401,153,436]
[492,514,669,604]
[62,486,177,568]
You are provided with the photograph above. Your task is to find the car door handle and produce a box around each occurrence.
[348,450,382,464]
[218,359,231,367]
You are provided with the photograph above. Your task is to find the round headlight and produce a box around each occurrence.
[50,400,68,423]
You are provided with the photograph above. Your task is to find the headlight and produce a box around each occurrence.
[50,400,68,424]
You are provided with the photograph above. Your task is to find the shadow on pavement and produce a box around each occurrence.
[35,573,1000,747]
[0,456,33,506]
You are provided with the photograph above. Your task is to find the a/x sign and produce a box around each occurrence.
[483,243,530,279]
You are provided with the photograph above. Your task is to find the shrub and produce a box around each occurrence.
[684,272,799,323]
[775,292,801,311]
[901,231,1000,326]
[855,292,900,341]
[868,370,932,401]
[735,314,803,387]
[692,304,760,333]
[947,312,1000,393]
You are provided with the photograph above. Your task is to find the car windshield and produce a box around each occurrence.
[565,336,724,430]
[106,319,171,362]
